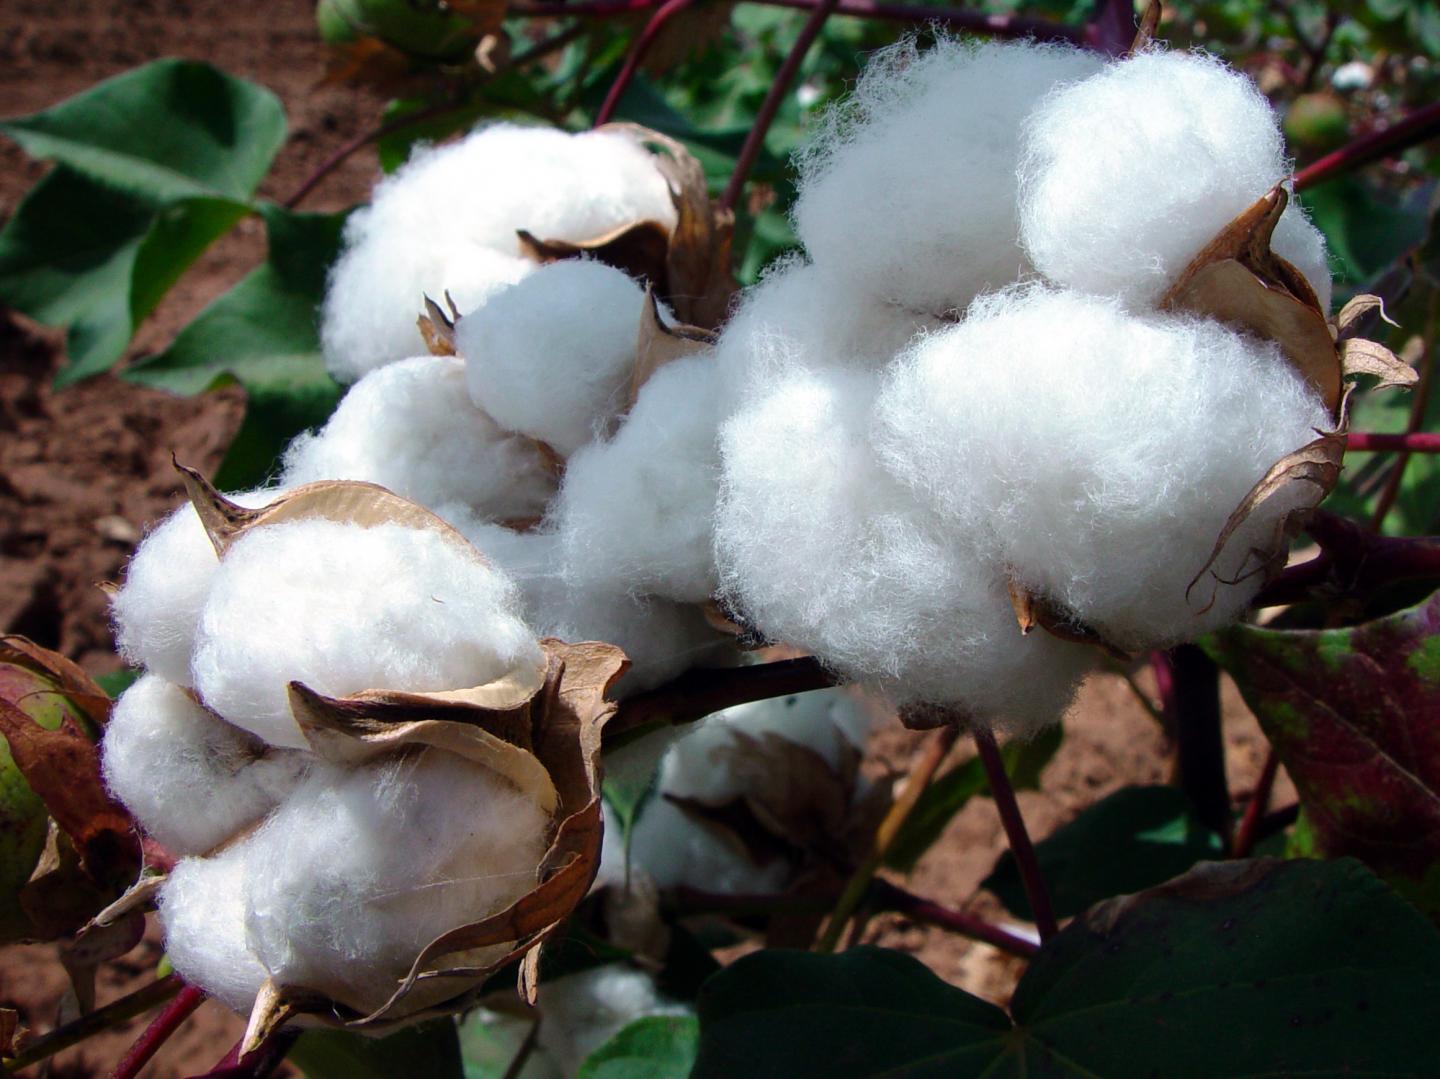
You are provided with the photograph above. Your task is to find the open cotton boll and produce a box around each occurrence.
[192,518,543,749]
[793,37,1102,315]
[536,965,691,1078]
[160,843,270,1015]
[110,489,286,687]
[875,287,1330,650]
[281,356,555,521]
[716,366,1090,730]
[243,752,550,1013]
[623,795,791,896]
[555,354,721,603]
[322,124,676,382]
[102,675,307,856]
[1019,49,1313,308]
[459,261,651,458]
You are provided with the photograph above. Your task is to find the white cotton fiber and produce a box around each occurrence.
[1019,49,1327,308]
[243,751,550,1013]
[281,356,556,521]
[536,965,691,1078]
[102,675,307,856]
[110,489,285,688]
[1270,202,1334,314]
[160,842,270,1015]
[716,365,1091,730]
[624,795,791,895]
[192,518,543,748]
[554,354,721,603]
[875,287,1330,651]
[458,260,651,457]
[322,124,676,381]
[793,37,1102,315]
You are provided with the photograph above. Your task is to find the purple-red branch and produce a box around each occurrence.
[873,879,1039,958]
[1294,100,1440,191]
[593,0,699,126]
[1255,513,1440,608]
[973,726,1058,941]
[1347,431,1440,454]
[109,984,206,1079]
[1232,750,1280,860]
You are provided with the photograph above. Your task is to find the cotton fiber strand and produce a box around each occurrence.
[160,842,270,1015]
[281,356,556,520]
[322,124,675,381]
[459,260,652,457]
[793,37,1102,314]
[192,518,542,748]
[243,752,550,1013]
[536,966,690,1078]
[1019,49,1329,308]
[875,287,1331,650]
[102,675,307,856]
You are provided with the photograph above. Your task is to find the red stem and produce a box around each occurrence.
[1253,514,1440,607]
[973,725,1058,941]
[109,984,206,1079]
[720,0,841,213]
[1152,646,1231,846]
[1294,100,1440,192]
[1232,750,1280,860]
[1346,431,1440,453]
[874,879,1039,958]
[593,0,699,126]
[185,1029,299,1079]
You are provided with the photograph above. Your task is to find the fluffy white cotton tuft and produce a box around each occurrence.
[192,518,543,748]
[554,354,721,603]
[1270,202,1334,314]
[281,356,556,520]
[793,37,1102,314]
[536,966,690,1078]
[716,365,1091,729]
[160,843,270,1015]
[876,287,1330,650]
[459,260,651,457]
[243,752,551,1013]
[322,124,675,381]
[102,675,307,856]
[1019,49,1323,307]
[110,489,285,688]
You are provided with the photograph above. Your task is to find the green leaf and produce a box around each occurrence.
[290,1019,463,1079]
[696,859,1440,1077]
[125,205,347,489]
[884,723,1061,874]
[1299,177,1429,288]
[1204,590,1440,914]
[984,785,1223,920]
[0,59,285,203]
[93,669,141,699]
[579,1015,699,1079]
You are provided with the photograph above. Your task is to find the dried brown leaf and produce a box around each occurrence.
[516,223,672,292]
[630,287,715,406]
[641,1,735,75]
[417,294,457,356]
[0,636,111,731]
[1340,337,1418,389]
[1335,293,1398,339]
[60,911,145,1012]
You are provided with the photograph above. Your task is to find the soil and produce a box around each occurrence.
[0,3,1287,1075]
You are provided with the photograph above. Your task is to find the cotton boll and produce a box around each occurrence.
[160,843,270,1015]
[555,354,721,603]
[102,675,307,856]
[793,38,1102,315]
[1270,202,1334,314]
[536,965,691,1078]
[459,261,650,457]
[281,355,556,521]
[716,365,1090,730]
[625,795,791,896]
[1020,49,1295,307]
[244,752,551,1013]
[876,287,1330,650]
[193,519,543,748]
[110,489,285,688]
[322,124,676,381]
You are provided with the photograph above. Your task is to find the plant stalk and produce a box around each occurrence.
[1253,513,1440,607]
[109,984,206,1079]
[973,725,1058,941]
[1152,646,1232,848]
[593,0,699,126]
[1346,431,1440,453]
[873,879,1039,958]
[1293,100,1440,191]
[2,976,182,1073]
[1232,749,1280,859]
[186,1028,298,1079]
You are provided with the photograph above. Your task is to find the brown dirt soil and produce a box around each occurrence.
[0,3,1288,1074]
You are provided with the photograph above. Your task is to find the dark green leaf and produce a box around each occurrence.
[579,1015,699,1079]
[1299,177,1430,287]
[93,669,141,699]
[289,1019,463,1079]
[0,59,285,203]
[984,785,1223,920]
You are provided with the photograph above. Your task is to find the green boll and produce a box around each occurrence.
[1284,93,1351,154]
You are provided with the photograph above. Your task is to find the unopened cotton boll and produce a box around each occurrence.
[110,489,285,687]
[102,675,307,856]
[160,842,270,1015]
[243,752,550,1013]
[875,287,1330,650]
[792,37,1102,315]
[192,518,543,748]
[322,124,676,381]
[281,356,555,521]
[536,965,691,1078]
[1020,49,1330,308]
[555,354,721,603]
[459,260,651,457]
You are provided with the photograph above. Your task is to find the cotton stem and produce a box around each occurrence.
[1232,749,1280,859]
[1152,646,1232,848]
[1293,100,1440,191]
[108,983,206,1079]
[973,725,1058,941]
[2,976,183,1073]
[593,0,699,126]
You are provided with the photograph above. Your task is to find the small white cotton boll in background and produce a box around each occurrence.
[555,354,721,603]
[160,844,270,1015]
[281,356,556,521]
[102,675,307,856]
[876,287,1330,651]
[244,752,551,1013]
[1019,49,1290,307]
[793,37,1102,315]
[110,489,285,688]
[624,796,791,896]
[192,518,542,748]
[536,965,691,1078]
[459,260,651,457]
[1270,201,1334,313]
